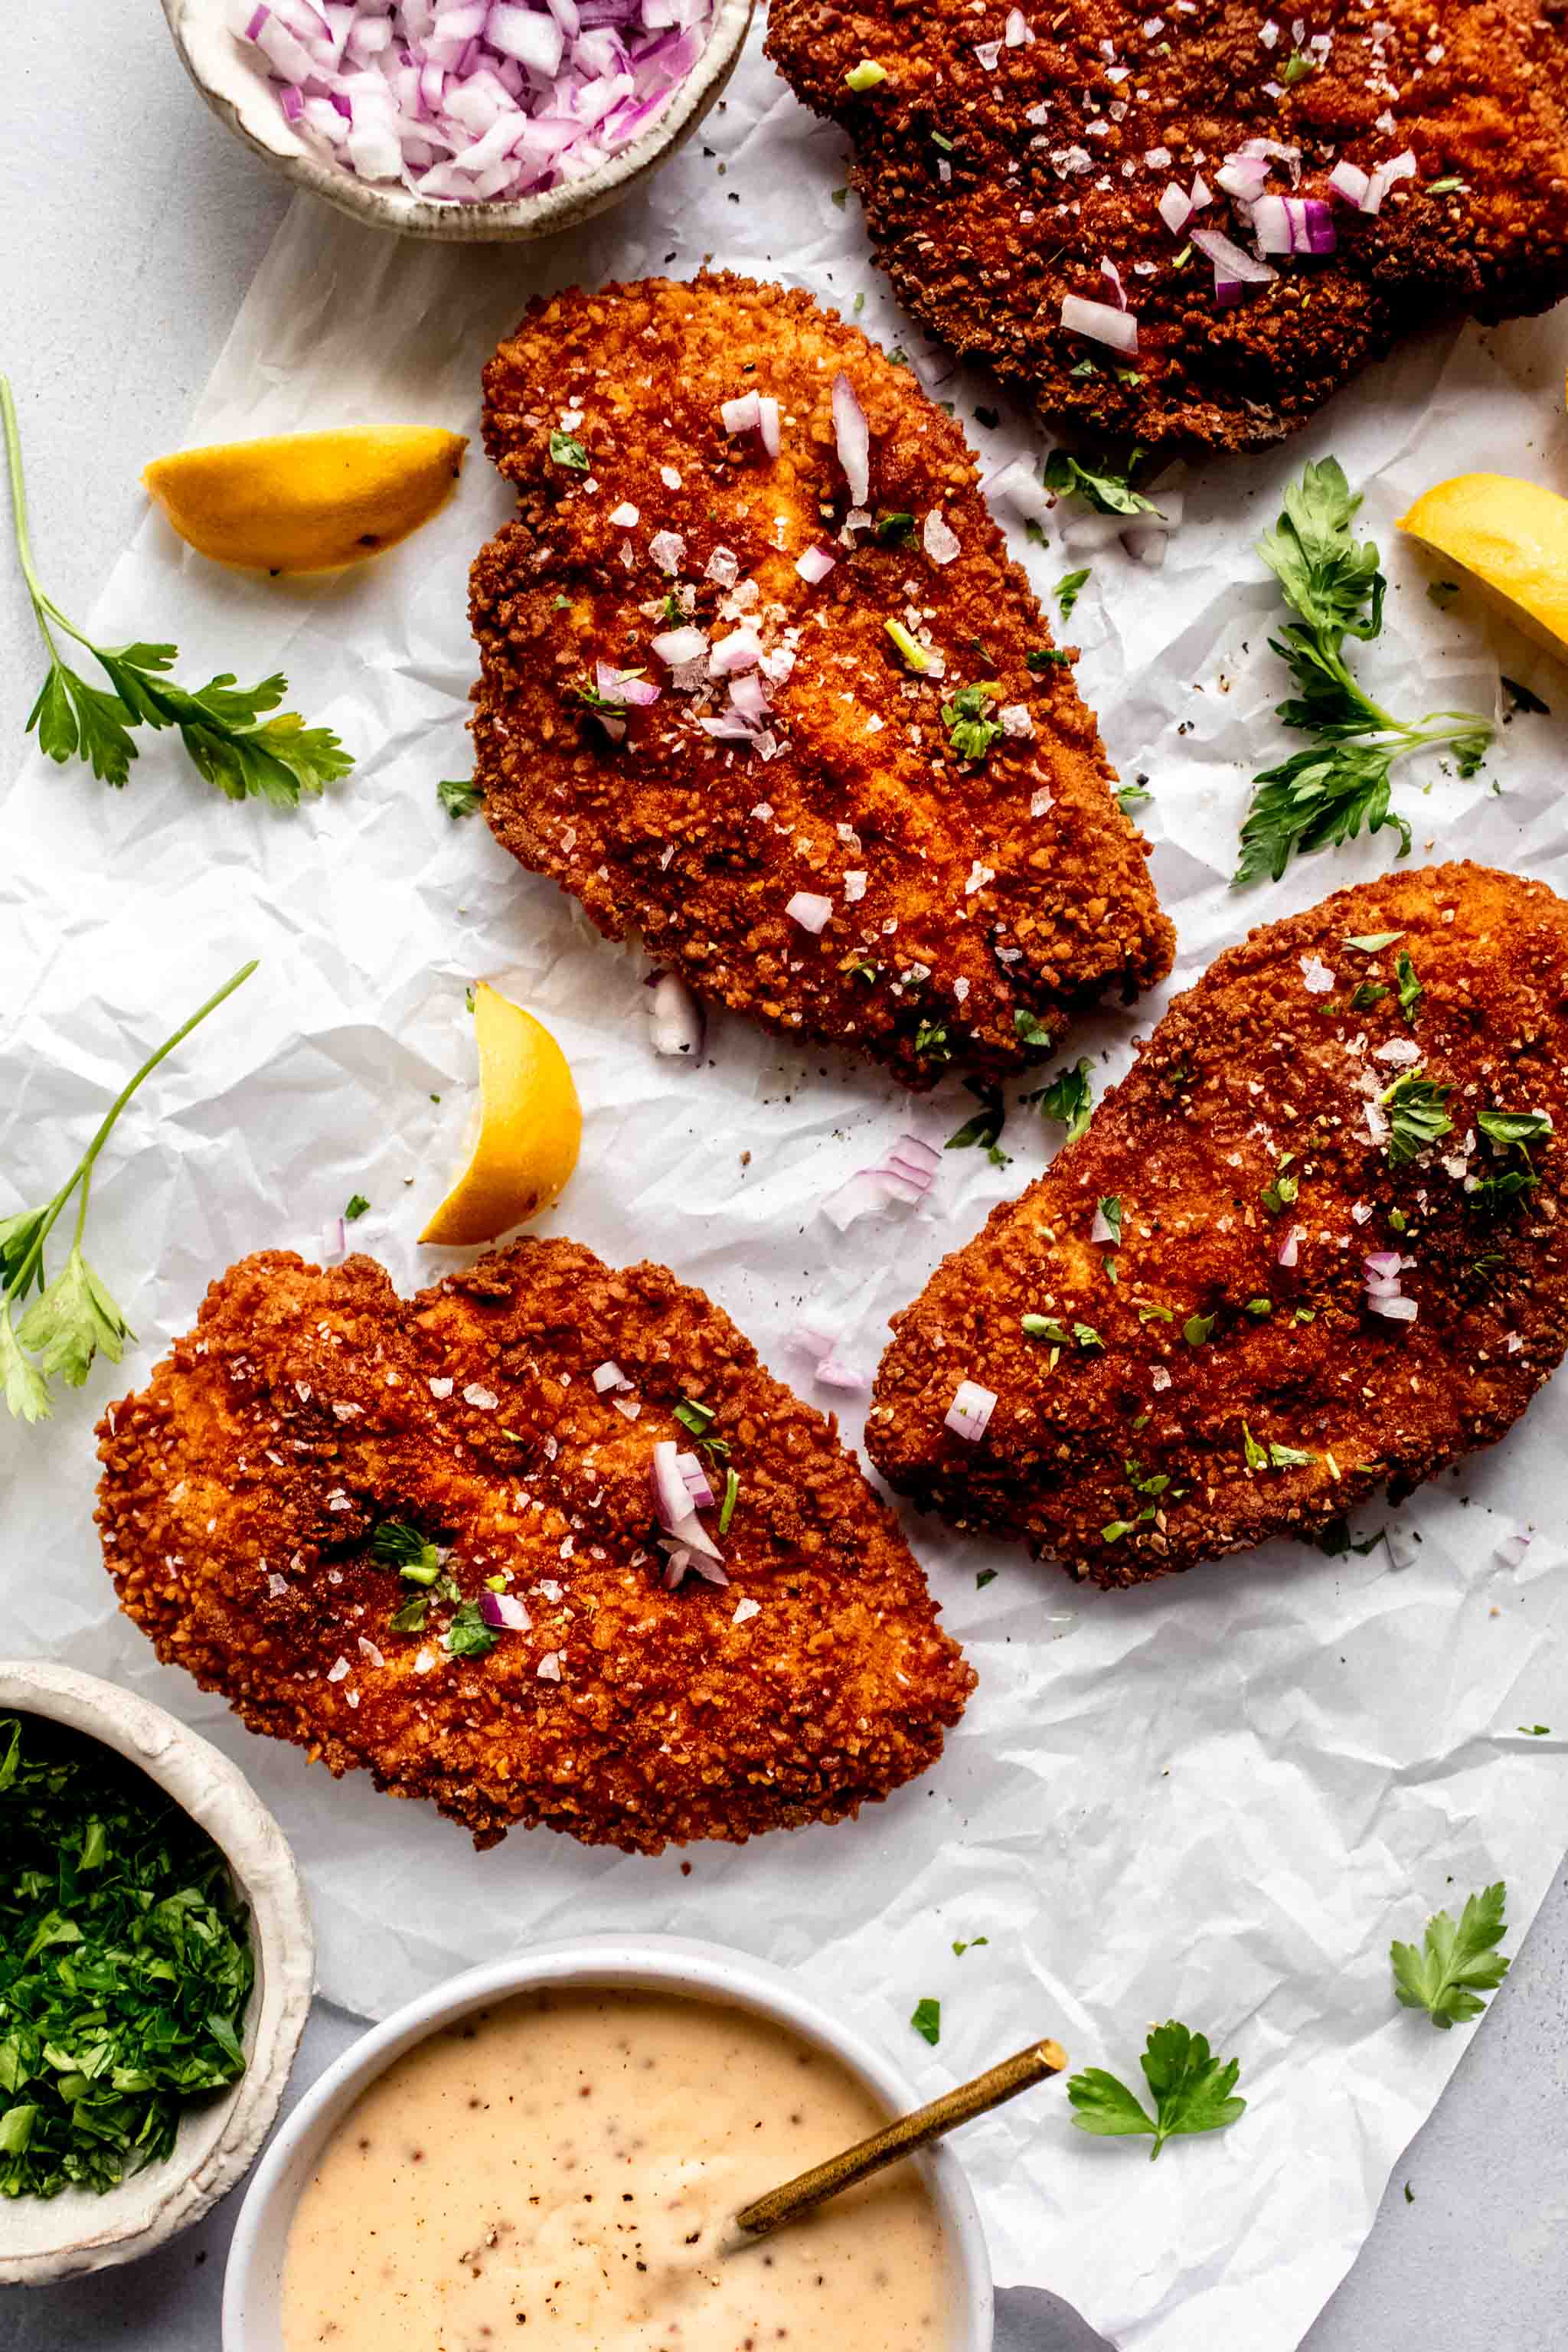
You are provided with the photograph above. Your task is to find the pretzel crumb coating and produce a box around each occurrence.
[469,272,1171,1089]
[766,0,1568,452]
[96,1241,973,1852]
[870,864,1568,1584]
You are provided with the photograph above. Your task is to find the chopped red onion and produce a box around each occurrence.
[815,1353,867,1392]
[676,1448,716,1510]
[1191,225,1278,299]
[1089,1201,1118,1244]
[831,371,871,507]
[983,456,1054,528]
[786,890,834,934]
[757,396,781,458]
[323,1214,348,1263]
[1158,180,1193,235]
[479,1587,532,1630]
[822,1132,940,1230]
[651,623,707,666]
[1004,5,1031,41]
[1122,525,1167,568]
[726,671,770,722]
[240,0,722,205]
[648,970,705,1059]
[1328,158,1371,208]
[1367,1292,1419,1323]
[923,509,962,564]
[1060,293,1138,354]
[1253,194,1337,256]
[945,1379,997,1442]
[1099,256,1129,309]
[592,1358,629,1391]
[1215,156,1271,201]
[650,1439,725,1562]
[795,543,837,583]
[1277,1223,1303,1269]
[709,626,763,677]
[596,658,659,707]
[1364,151,1416,213]
[720,390,762,436]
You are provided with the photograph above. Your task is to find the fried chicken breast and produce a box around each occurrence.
[868,864,1568,1584]
[766,0,1568,452]
[470,273,1172,1089]
[96,1242,973,1852]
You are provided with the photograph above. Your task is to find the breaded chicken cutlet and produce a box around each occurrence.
[765,0,1568,452]
[96,1241,973,1853]
[868,864,1568,1585]
[470,274,1173,1089]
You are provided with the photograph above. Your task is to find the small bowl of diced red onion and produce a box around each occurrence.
[162,0,756,241]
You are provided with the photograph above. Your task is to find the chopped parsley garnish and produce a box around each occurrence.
[885,617,934,673]
[1426,175,1468,195]
[389,1596,428,1633]
[1073,1321,1103,1350]
[1352,981,1389,1011]
[1473,1104,1552,1206]
[443,1599,499,1661]
[1518,1725,1550,1736]
[845,57,887,90]
[1031,1057,1093,1142]
[1391,1882,1510,2029]
[1233,458,1493,886]
[1183,1313,1215,1347]
[1021,1315,1068,1343]
[719,1468,740,1534]
[1068,2021,1245,2160]
[1382,1070,1453,1165]
[548,429,590,471]
[874,510,916,543]
[952,1936,989,1955]
[1096,1196,1122,1243]
[437,776,484,819]
[947,1080,1007,1158]
[975,1569,998,1589]
[0,1713,253,2199]
[931,130,954,153]
[1101,1520,1135,1543]
[1260,1157,1298,1214]
[1281,49,1315,81]
[1242,1423,1314,1471]
[370,1519,443,1586]
[674,1396,716,1437]
[1014,1008,1055,1054]
[1243,1296,1273,1318]
[1025,647,1070,671]
[910,1997,942,2045]
[1314,1518,1385,1557]
[942,681,1003,760]
[1138,1302,1174,1324]
[344,1194,370,1222]
[1395,951,1422,1022]
[1345,931,1404,952]
[1043,446,1161,518]
[1056,567,1090,619]
[1116,781,1154,816]
[913,1020,950,1060]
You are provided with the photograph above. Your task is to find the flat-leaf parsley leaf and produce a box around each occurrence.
[1390,1882,1511,2028]
[1067,2020,1246,2159]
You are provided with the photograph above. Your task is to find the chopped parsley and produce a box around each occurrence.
[1183,1313,1216,1347]
[443,1599,499,1661]
[1243,1296,1273,1318]
[1014,1008,1055,1054]
[975,1569,998,1589]
[1101,1520,1135,1543]
[388,1596,428,1632]
[874,509,916,544]
[1138,1301,1174,1324]
[1352,981,1389,1011]
[1031,1057,1093,1142]
[845,57,887,90]
[1043,446,1160,518]
[1281,49,1315,81]
[1025,646,1070,671]
[885,617,933,673]
[1068,2021,1245,2160]
[1395,951,1422,1022]
[719,1468,740,1535]
[1473,1104,1552,1207]
[548,429,590,472]
[344,1194,370,1222]
[1260,1156,1298,1214]
[952,1936,989,1955]
[1382,1071,1453,1164]
[1056,567,1091,619]
[1242,1423,1315,1471]
[370,1519,443,1586]
[674,1396,716,1438]
[1426,175,1468,195]
[1021,1315,1068,1344]
[1073,1321,1103,1350]
[947,1080,1008,1159]
[1116,780,1154,816]
[910,1997,942,2045]
[942,681,1003,760]
[1096,1196,1122,1243]
[913,1020,950,1060]
[1345,930,1404,952]
[0,1714,253,2199]
[437,776,483,819]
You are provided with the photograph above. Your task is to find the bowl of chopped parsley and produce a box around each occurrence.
[0,1660,314,2284]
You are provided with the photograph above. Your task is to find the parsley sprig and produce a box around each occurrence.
[1391,1881,1511,2029]
[1,962,256,1423]
[1234,460,1494,885]
[1067,2020,1246,2159]
[1044,446,1161,518]
[3,380,351,805]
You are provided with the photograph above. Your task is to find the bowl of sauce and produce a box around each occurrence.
[224,1937,991,2352]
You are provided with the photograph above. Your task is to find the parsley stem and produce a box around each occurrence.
[1,374,58,655]
[2,961,259,1306]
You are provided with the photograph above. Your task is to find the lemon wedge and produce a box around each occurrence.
[420,985,581,1246]
[142,426,467,573]
[1397,473,1568,662]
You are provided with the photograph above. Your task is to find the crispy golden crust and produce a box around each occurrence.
[96,1242,973,1852]
[868,863,1568,1583]
[469,273,1172,1089]
[765,0,1568,452]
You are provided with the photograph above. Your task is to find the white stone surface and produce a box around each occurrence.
[0,9,1563,2347]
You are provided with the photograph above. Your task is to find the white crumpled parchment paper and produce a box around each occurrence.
[3,37,1568,2352]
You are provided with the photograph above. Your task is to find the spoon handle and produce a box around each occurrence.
[730,2034,1067,2246]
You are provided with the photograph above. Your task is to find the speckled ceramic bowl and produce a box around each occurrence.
[0,1661,315,2286]
[224,1935,994,2352]
[160,0,757,243]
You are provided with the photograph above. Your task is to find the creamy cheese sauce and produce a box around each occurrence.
[281,1987,956,2352]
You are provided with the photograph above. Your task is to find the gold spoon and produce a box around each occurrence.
[722,2035,1067,2254]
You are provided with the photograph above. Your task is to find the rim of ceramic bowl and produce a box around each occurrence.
[160,0,758,243]
[0,1660,315,2287]
[223,1932,994,2352]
